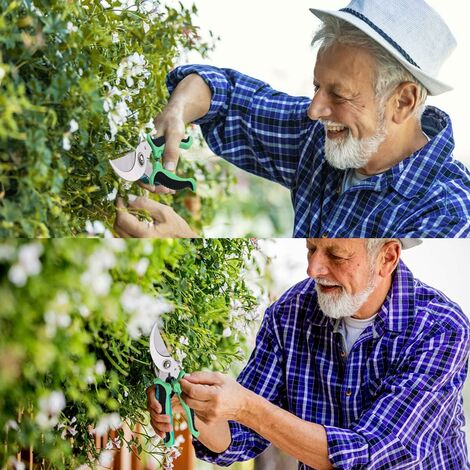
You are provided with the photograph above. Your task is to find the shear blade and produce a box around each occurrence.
[109,141,151,181]
[150,322,180,379]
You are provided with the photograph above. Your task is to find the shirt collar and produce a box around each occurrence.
[373,259,416,335]
[375,106,454,199]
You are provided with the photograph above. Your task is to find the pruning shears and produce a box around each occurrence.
[109,134,196,192]
[149,322,199,447]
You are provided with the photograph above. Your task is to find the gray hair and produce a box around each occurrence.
[365,239,399,261]
[312,17,427,120]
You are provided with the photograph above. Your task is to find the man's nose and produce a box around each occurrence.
[307,91,332,121]
[306,251,329,278]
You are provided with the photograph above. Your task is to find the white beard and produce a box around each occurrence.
[315,276,377,320]
[322,115,387,170]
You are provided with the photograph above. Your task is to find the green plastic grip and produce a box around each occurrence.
[174,371,200,439]
[145,134,196,192]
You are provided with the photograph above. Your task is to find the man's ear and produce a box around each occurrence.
[390,82,420,124]
[378,241,401,278]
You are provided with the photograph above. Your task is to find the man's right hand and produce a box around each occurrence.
[140,73,211,194]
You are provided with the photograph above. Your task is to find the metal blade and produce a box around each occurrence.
[150,322,180,380]
[109,141,152,181]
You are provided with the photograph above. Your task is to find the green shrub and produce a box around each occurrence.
[0,238,264,468]
[0,0,233,237]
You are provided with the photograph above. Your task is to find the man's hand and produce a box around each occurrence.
[180,372,249,425]
[146,384,184,439]
[114,196,197,238]
[140,74,211,194]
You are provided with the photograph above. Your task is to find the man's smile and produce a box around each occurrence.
[318,284,342,294]
[323,121,350,140]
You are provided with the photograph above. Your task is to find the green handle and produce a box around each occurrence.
[145,134,196,192]
[146,134,193,160]
[173,371,200,439]
[154,377,175,447]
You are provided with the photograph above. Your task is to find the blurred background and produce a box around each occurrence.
[195,239,470,469]
[177,0,470,237]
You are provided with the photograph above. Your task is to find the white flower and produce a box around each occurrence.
[4,420,19,432]
[143,241,153,255]
[44,310,71,338]
[100,0,111,8]
[106,187,118,201]
[133,257,149,276]
[8,264,28,287]
[98,449,114,467]
[95,360,106,375]
[175,348,187,363]
[36,391,66,428]
[85,220,106,236]
[81,271,112,296]
[222,327,232,338]
[93,413,121,435]
[62,134,71,150]
[106,238,126,252]
[78,305,90,318]
[174,434,185,446]
[7,458,25,470]
[19,243,43,274]
[178,336,189,346]
[80,248,115,296]
[66,22,78,33]
[69,119,79,133]
[8,243,43,286]
[121,285,172,339]
[111,32,119,43]
[143,22,150,33]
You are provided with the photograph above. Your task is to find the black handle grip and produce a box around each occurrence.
[150,135,191,148]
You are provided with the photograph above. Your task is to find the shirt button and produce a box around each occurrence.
[340,351,346,358]
[322,233,328,238]
[346,390,352,397]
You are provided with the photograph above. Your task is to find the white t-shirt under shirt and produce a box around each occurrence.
[338,313,378,355]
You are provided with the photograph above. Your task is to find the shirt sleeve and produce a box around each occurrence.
[324,322,470,470]
[193,305,286,466]
[166,64,314,189]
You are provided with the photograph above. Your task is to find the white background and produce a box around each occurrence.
[180,0,470,166]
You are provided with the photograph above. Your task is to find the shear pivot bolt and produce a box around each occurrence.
[163,360,171,369]
[138,153,145,166]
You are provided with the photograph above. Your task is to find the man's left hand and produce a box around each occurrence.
[180,372,249,425]
[114,196,198,238]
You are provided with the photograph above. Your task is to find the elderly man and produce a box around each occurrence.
[148,239,470,469]
[128,0,470,238]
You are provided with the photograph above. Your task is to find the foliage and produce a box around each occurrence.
[0,238,264,468]
[0,0,233,237]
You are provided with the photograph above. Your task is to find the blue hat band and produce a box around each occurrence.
[340,7,420,69]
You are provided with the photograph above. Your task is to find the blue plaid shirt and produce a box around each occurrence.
[193,261,470,469]
[167,66,470,237]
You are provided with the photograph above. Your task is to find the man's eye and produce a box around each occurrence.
[330,254,345,261]
[332,93,345,101]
